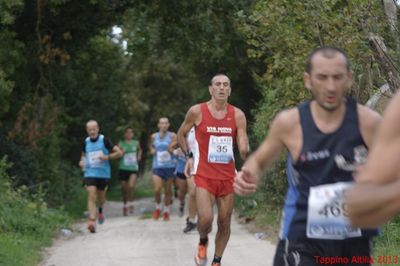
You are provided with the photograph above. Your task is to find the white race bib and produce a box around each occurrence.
[123,152,137,166]
[307,182,361,240]
[88,150,103,167]
[157,151,171,164]
[207,135,233,164]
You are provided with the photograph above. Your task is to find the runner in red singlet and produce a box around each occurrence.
[177,74,249,266]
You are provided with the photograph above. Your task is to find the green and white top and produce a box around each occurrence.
[118,139,139,171]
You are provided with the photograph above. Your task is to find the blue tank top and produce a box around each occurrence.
[152,131,175,169]
[84,134,111,178]
[280,97,378,240]
[175,154,186,174]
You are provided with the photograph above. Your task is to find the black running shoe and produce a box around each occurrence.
[183,219,197,233]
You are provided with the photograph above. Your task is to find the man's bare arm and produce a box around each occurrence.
[108,145,123,160]
[234,110,292,195]
[137,143,143,161]
[347,179,400,228]
[149,134,156,155]
[168,132,178,153]
[358,94,400,184]
[177,105,200,155]
[235,108,249,160]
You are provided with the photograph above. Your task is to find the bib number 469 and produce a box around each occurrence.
[318,200,348,218]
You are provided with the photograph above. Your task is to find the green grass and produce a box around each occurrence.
[0,234,48,266]
[373,217,400,264]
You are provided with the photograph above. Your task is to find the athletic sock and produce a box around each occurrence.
[212,256,222,264]
[156,203,162,210]
[189,217,197,223]
[164,205,170,213]
[199,237,208,246]
[98,207,103,214]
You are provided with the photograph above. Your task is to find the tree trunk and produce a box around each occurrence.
[368,33,400,94]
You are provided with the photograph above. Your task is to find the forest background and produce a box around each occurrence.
[0,1,399,265]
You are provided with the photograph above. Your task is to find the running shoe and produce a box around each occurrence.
[194,243,207,266]
[183,218,197,233]
[87,219,96,233]
[123,206,128,216]
[153,209,161,220]
[98,213,105,224]
[211,263,221,266]
[129,205,134,214]
[163,211,170,221]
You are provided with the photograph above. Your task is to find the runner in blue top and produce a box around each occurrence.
[234,46,382,265]
[173,147,187,217]
[79,120,122,233]
[150,117,177,221]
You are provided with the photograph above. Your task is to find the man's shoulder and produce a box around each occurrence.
[357,103,381,130]
[273,107,300,131]
[188,104,202,114]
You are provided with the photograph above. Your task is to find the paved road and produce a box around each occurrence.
[41,198,276,266]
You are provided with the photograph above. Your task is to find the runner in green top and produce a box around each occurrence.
[118,127,142,216]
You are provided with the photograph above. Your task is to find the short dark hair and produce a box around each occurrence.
[210,73,230,85]
[305,46,350,74]
[124,126,133,132]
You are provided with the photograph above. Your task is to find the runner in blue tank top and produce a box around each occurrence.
[150,117,177,221]
[234,47,382,265]
[79,120,123,233]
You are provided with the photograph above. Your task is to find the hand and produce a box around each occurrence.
[345,183,387,227]
[99,154,109,161]
[352,163,366,182]
[189,175,196,187]
[184,158,193,178]
[233,166,258,196]
[173,148,183,156]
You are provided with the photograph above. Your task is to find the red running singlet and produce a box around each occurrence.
[193,102,237,181]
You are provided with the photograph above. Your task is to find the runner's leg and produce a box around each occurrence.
[128,173,138,202]
[152,174,163,205]
[196,187,215,238]
[152,174,163,219]
[187,176,197,220]
[86,186,97,221]
[214,193,234,258]
[128,173,138,213]
[121,180,128,204]
[176,176,188,216]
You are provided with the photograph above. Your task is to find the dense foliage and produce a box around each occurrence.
[0,0,399,264]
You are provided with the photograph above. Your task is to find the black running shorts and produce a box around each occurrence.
[118,169,138,181]
[83,178,110,191]
[273,238,372,266]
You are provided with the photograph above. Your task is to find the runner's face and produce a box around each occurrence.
[209,75,231,102]
[158,118,169,132]
[124,129,133,140]
[304,53,352,112]
[86,122,99,139]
